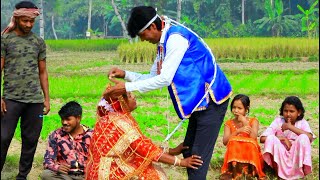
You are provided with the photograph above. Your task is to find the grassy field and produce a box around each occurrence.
[1,51,319,179]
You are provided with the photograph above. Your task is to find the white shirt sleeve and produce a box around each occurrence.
[125,34,189,93]
[124,58,158,82]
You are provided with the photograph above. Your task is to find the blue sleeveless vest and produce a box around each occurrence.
[163,25,232,119]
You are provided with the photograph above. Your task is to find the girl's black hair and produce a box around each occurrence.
[127,6,162,38]
[230,94,250,114]
[15,1,38,9]
[279,96,305,121]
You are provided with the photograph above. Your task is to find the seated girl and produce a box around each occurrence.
[85,84,203,180]
[220,94,265,180]
[260,96,316,179]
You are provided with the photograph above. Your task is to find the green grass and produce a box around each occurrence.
[22,70,316,153]
[48,71,318,99]
[3,50,318,179]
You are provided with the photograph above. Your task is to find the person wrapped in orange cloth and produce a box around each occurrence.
[86,81,203,180]
[220,94,265,180]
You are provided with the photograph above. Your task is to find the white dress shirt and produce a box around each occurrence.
[125,33,189,92]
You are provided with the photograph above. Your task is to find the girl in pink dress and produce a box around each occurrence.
[260,96,316,179]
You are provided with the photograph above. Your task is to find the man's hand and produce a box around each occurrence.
[1,98,7,116]
[58,164,70,174]
[43,100,50,115]
[103,78,126,99]
[108,67,125,79]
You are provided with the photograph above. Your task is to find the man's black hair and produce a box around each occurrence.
[15,1,38,9]
[127,6,162,38]
[58,101,82,119]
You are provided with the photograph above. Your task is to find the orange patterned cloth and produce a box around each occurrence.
[85,97,167,180]
[220,118,265,179]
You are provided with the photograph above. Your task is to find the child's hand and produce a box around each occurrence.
[239,125,252,134]
[281,122,293,131]
[238,114,248,124]
[282,138,292,151]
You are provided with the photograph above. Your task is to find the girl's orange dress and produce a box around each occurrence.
[220,118,265,180]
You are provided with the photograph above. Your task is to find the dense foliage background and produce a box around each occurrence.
[1,0,319,39]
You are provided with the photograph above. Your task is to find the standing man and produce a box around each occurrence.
[1,1,50,179]
[106,6,232,180]
[41,101,93,180]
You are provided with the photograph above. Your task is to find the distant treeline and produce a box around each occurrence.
[1,0,319,39]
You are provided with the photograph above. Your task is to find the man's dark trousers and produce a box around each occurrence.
[183,98,229,180]
[1,99,43,180]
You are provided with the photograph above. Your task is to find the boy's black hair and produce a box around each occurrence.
[230,94,251,114]
[15,1,38,9]
[58,101,82,119]
[279,96,305,121]
[127,6,162,38]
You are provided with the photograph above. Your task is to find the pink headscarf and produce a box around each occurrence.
[1,8,40,35]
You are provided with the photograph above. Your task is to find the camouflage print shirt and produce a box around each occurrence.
[1,31,46,103]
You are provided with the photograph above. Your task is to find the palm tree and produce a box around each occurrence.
[87,0,92,36]
[111,0,132,42]
[297,0,319,38]
[254,0,298,37]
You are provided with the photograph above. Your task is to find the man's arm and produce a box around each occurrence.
[125,34,189,92]
[1,57,4,73]
[38,59,50,115]
[1,57,7,115]
[43,133,60,172]
[124,59,158,82]
[105,34,189,97]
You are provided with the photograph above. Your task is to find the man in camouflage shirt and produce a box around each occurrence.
[1,1,50,179]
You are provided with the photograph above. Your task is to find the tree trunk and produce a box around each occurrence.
[241,0,245,24]
[104,19,108,37]
[51,15,58,40]
[177,0,182,22]
[111,0,132,43]
[88,0,92,31]
[39,0,44,39]
[288,0,291,14]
